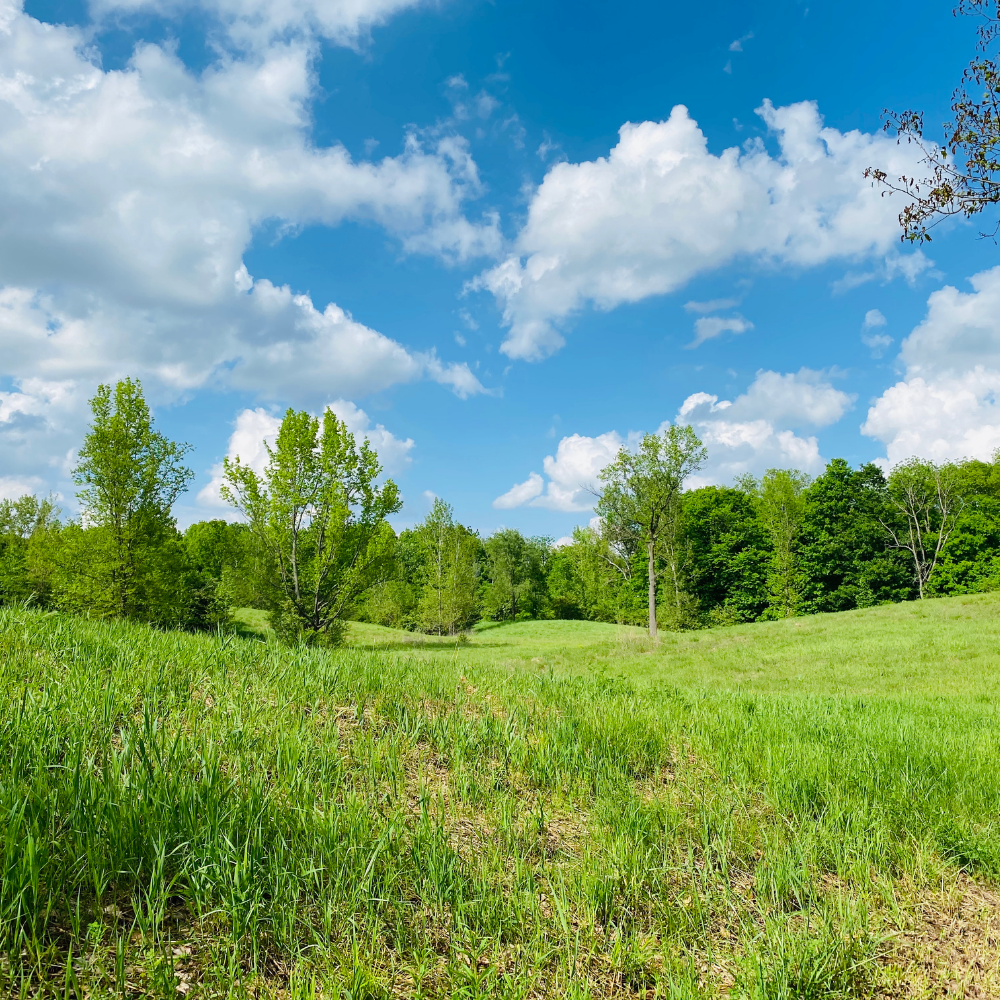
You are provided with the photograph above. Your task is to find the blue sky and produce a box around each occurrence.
[2,0,999,538]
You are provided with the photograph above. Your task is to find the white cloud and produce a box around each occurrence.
[533,432,626,511]
[493,368,854,511]
[93,0,428,52]
[493,431,630,512]
[729,31,753,52]
[198,400,414,508]
[862,370,1000,466]
[492,472,544,509]
[862,267,1000,465]
[860,308,892,357]
[831,248,935,293]
[0,1,491,493]
[495,370,850,513]
[0,474,45,501]
[687,314,753,348]
[327,398,415,473]
[684,297,741,314]
[678,368,853,484]
[471,99,924,360]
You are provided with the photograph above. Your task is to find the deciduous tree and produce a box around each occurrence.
[596,426,706,637]
[73,379,193,619]
[867,2,1000,242]
[884,459,965,598]
[221,407,401,645]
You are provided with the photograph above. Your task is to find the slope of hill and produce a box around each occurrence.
[243,591,1000,696]
[2,598,999,997]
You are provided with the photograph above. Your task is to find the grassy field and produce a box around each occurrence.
[2,597,999,998]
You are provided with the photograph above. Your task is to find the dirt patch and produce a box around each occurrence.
[886,874,1000,998]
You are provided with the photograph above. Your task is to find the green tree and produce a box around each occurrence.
[0,495,59,605]
[221,407,401,645]
[682,486,771,623]
[884,459,965,599]
[596,426,706,637]
[413,499,480,634]
[72,379,194,620]
[867,2,1000,242]
[184,519,261,609]
[798,460,912,611]
[740,469,812,618]
[481,529,551,621]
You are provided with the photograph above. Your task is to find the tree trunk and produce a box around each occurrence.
[647,539,657,639]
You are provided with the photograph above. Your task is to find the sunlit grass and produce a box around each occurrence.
[2,597,999,996]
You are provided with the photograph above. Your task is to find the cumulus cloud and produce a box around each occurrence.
[494,370,851,512]
[862,267,1000,465]
[471,99,924,360]
[0,0,491,492]
[198,400,414,508]
[492,432,628,512]
[679,369,853,485]
[492,472,544,509]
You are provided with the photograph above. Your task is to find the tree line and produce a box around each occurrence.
[2,379,998,642]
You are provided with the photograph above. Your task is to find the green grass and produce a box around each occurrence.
[2,596,1000,997]
[242,591,1000,696]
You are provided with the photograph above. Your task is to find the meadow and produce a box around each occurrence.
[1,596,999,998]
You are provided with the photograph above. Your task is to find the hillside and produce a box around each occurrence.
[2,598,999,997]
[244,591,1000,696]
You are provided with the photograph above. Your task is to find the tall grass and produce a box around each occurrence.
[0,602,998,997]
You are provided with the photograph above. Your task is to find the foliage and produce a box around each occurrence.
[739,469,812,618]
[597,425,706,636]
[221,407,402,646]
[0,495,58,606]
[71,378,194,622]
[480,528,551,621]
[885,458,966,599]
[683,486,771,622]
[798,459,913,612]
[867,1,1000,241]
[413,499,480,634]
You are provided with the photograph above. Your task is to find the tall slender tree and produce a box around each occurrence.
[73,379,193,619]
[884,459,965,599]
[739,468,812,618]
[596,425,706,637]
[414,498,479,634]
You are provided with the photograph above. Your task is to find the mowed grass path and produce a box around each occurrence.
[1,597,998,998]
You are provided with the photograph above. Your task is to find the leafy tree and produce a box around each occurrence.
[221,407,401,645]
[481,529,551,621]
[413,499,480,634]
[70,379,194,621]
[884,459,965,599]
[682,486,771,623]
[931,498,1000,593]
[546,525,645,623]
[0,495,59,605]
[740,469,812,618]
[597,426,706,637]
[798,460,912,611]
[867,2,1000,242]
[184,519,261,609]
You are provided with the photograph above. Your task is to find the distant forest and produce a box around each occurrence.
[1,379,997,642]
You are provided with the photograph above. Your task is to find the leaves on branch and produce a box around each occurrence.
[866,1,1000,242]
